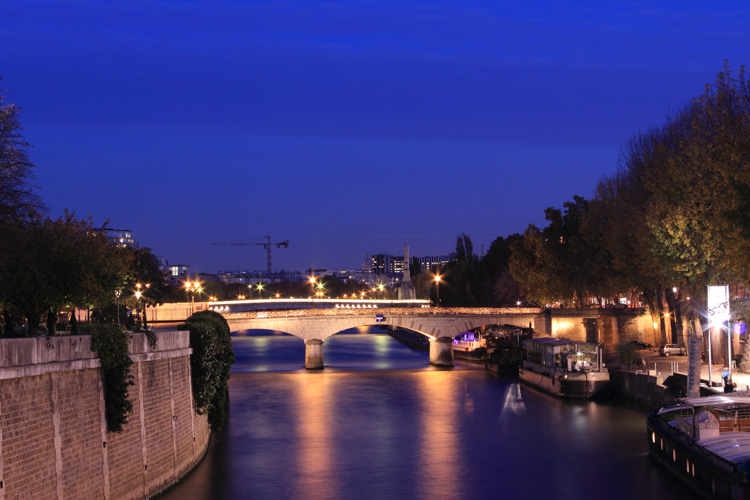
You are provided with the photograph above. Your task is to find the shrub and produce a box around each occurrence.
[69,312,79,335]
[616,342,641,368]
[179,310,234,433]
[90,324,134,433]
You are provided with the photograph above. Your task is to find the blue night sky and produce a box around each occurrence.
[2,1,749,273]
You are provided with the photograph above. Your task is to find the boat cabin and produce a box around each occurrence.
[523,338,604,377]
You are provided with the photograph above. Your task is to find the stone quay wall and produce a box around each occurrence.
[0,331,210,500]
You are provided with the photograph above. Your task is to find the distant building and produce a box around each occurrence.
[100,228,138,248]
[168,264,190,283]
[370,254,404,276]
[217,270,306,284]
[416,255,450,273]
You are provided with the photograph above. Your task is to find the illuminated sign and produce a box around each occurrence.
[707,285,730,323]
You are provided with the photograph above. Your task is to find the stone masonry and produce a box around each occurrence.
[0,332,209,500]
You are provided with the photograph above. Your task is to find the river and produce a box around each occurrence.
[160,328,700,500]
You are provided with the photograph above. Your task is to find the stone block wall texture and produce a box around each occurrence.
[0,332,209,500]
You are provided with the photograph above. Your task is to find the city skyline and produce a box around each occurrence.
[2,1,749,272]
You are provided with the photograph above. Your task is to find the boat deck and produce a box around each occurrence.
[697,432,750,465]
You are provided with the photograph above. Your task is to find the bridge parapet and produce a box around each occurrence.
[223,306,544,321]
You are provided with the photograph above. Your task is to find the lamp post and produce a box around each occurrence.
[434,275,441,307]
[257,282,265,299]
[185,281,201,315]
[135,283,144,330]
[115,289,122,326]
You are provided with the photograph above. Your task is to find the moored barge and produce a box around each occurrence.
[518,337,609,398]
[647,395,750,499]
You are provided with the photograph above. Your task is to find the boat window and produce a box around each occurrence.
[672,449,676,462]
[685,460,689,473]
[651,432,655,444]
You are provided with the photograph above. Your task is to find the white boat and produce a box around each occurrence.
[518,337,609,398]
[647,395,750,498]
[451,330,487,362]
[452,331,486,352]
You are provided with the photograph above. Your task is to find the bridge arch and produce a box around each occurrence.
[224,309,545,370]
[226,313,539,341]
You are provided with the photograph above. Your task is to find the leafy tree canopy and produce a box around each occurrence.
[0,211,131,335]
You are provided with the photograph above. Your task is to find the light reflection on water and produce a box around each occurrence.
[160,332,701,500]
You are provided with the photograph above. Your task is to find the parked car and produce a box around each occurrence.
[629,340,652,350]
[659,344,687,356]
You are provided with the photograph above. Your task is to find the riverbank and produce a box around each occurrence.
[608,352,750,411]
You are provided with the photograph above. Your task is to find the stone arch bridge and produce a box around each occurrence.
[222,307,547,369]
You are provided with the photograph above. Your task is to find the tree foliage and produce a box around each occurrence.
[509,196,616,307]
[0,211,131,335]
[0,78,45,222]
[179,310,235,433]
[481,234,523,305]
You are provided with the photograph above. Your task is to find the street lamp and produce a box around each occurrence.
[257,282,265,299]
[115,289,122,325]
[434,275,441,307]
[135,283,149,330]
[185,281,201,315]
[309,276,317,308]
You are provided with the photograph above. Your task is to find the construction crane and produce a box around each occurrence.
[210,236,289,276]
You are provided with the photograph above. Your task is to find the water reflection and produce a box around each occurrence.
[416,371,462,499]
[293,373,336,499]
[498,382,526,425]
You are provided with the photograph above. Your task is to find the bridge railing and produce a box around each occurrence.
[222,306,544,320]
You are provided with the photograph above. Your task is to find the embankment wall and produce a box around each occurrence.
[0,332,209,500]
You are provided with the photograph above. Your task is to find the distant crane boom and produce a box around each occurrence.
[210,235,289,276]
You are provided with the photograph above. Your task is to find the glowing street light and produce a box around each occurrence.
[134,283,150,330]
[115,289,122,325]
[434,275,441,307]
[185,281,201,315]
[257,282,265,299]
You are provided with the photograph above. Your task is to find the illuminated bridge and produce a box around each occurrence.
[207,298,547,369]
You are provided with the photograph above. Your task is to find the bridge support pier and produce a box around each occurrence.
[305,339,324,369]
[429,337,454,367]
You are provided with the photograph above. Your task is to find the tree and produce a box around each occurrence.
[437,234,484,306]
[117,246,169,326]
[0,78,45,222]
[481,234,523,305]
[509,225,559,306]
[510,196,615,307]
[0,211,131,335]
[587,62,750,348]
